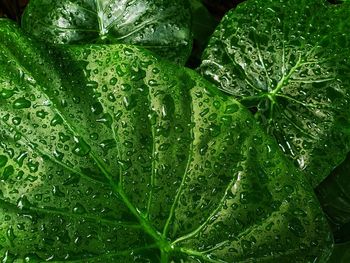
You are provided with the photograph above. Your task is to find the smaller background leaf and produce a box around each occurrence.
[328,241,350,263]
[186,0,218,68]
[21,0,193,64]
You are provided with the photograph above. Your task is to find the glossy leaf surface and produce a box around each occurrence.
[199,0,350,187]
[0,20,332,262]
[21,0,192,64]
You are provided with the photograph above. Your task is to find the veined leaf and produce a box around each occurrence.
[21,0,192,64]
[199,0,350,187]
[0,20,332,262]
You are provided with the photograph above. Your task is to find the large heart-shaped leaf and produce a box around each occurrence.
[0,20,332,262]
[21,0,192,64]
[199,0,350,187]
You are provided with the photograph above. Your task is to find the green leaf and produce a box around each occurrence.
[190,0,217,47]
[199,0,350,187]
[21,0,192,64]
[328,241,350,263]
[187,0,218,68]
[0,20,333,262]
[316,153,350,243]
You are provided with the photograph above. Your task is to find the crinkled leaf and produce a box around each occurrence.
[21,0,192,64]
[0,20,332,262]
[199,0,350,187]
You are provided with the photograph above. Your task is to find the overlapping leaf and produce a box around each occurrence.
[199,0,350,187]
[21,0,192,64]
[0,20,332,262]
[316,153,350,243]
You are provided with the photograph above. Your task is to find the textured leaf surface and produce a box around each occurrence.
[21,0,192,64]
[199,0,350,187]
[0,20,333,262]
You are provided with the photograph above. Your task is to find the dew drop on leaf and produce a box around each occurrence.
[91,102,103,115]
[0,155,8,167]
[13,97,32,109]
[72,137,91,157]
[12,117,21,125]
[0,88,15,99]
[52,185,65,197]
[50,114,63,126]
[96,113,113,128]
[17,195,31,210]
[2,165,14,180]
[14,151,27,166]
[288,217,306,238]
[73,203,87,214]
[6,226,16,242]
[225,104,239,114]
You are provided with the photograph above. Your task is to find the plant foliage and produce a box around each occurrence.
[199,0,350,187]
[0,20,333,262]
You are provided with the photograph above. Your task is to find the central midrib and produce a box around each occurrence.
[95,0,108,37]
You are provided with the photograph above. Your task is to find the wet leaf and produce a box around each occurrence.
[21,0,192,64]
[199,0,350,187]
[0,20,332,262]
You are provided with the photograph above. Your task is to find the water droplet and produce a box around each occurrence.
[13,97,31,109]
[72,96,81,104]
[52,185,65,197]
[213,101,221,109]
[73,203,86,214]
[148,79,158,86]
[53,149,64,161]
[99,139,116,153]
[0,155,8,167]
[34,194,42,201]
[159,143,170,151]
[27,160,39,173]
[114,110,123,121]
[90,133,99,140]
[225,104,239,114]
[59,132,70,143]
[199,145,208,155]
[17,195,31,210]
[0,88,15,99]
[51,115,63,126]
[161,95,175,119]
[12,117,21,125]
[107,93,116,102]
[123,95,137,110]
[15,151,28,167]
[72,137,91,157]
[123,140,133,148]
[288,217,306,237]
[200,108,209,117]
[109,77,118,85]
[36,110,49,119]
[2,165,14,180]
[6,226,16,242]
[96,113,113,128]
[209,124,220,137]
[91,102,103,115]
